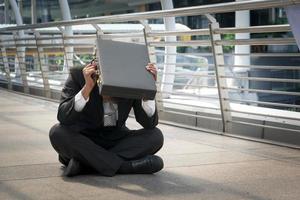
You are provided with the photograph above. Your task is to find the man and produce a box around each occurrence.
[49,61,164,177]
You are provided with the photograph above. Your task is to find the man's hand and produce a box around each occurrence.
[146,63,157,81]
[81,63,97,100]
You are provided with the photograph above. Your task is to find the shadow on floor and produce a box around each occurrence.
[61,170,271,200]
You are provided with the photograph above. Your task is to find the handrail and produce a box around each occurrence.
[149,24,291,37]
[0,0,299,32]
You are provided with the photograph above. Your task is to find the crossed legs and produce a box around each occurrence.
[49,124,164,176]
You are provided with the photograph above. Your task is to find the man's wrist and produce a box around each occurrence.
[81,84,93,100]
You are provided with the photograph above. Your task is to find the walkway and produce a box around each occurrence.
[0,89,299,200]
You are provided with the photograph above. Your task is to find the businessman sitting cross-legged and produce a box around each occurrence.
[49,61,164,177]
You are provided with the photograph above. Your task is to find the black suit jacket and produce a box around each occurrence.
[57,67,158,134]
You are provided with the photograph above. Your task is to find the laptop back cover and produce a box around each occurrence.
[96,36,157,99]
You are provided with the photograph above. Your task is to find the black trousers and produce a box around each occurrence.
[49,124,164,176]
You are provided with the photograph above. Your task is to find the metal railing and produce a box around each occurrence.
[0,0,300,147]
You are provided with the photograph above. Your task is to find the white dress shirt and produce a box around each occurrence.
[74,90,156,126]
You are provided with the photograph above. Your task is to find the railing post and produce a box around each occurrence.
[140,20,164,114]
[0,37,12,90]
[13,31,29,93]
[92,24,104,36]
[207,15,232,133]
[33,31,51,98]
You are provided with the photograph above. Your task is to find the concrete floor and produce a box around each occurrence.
[0,89,300,200]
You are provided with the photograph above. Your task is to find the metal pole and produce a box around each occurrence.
[286,4,300,50]
[4,0,9,24]
[160,0,177,98]
[12,31,29,93]
[234,0,250,99]
[34,31,51,98]
[8,0,24,76]
[9,0,29,93]
[0,43,12,90]
[208,20,232,133]
[31,0,37,24]
[59,0,74,72]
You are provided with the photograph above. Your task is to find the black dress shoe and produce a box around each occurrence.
[131,155,164,174]
[63,158,82,177]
